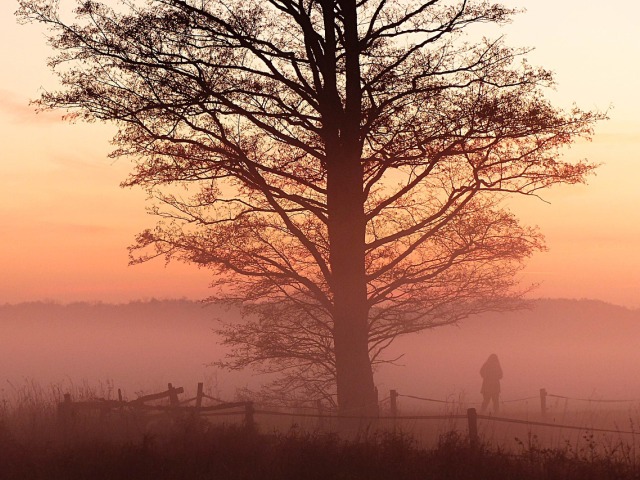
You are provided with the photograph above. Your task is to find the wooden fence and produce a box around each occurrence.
[57,382,256,431]
[57,384,640,447]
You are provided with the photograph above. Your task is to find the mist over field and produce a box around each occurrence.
[2,298,638,408]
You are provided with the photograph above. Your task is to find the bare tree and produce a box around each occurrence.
[18,0,602,415]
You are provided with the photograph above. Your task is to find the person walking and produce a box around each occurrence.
[480,354,503,413]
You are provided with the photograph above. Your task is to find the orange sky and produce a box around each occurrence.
[1,0,639,307]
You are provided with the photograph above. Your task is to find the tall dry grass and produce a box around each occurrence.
[2,380,640,479]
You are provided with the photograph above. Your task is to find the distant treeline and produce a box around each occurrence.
[0,298,240,327]
[1,297,637,326]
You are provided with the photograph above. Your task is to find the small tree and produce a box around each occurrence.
[18,0,602,415]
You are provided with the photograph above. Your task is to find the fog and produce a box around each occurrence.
[384,299,640,410]
[2,299,639,408]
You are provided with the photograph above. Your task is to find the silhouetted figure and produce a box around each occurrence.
[480,354,503,413]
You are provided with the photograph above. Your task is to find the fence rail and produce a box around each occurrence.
[57,382,257,431]
[57,383,640,447]
[392,387,640,417]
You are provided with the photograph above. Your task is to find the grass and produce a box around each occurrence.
[2,382,640,479]
[2,422,639,480]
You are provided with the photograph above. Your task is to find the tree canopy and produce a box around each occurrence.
[18,0,602,414]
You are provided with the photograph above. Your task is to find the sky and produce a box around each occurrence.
[0,0,639,307]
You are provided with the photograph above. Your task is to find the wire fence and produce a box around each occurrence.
[395,389,640,408]
[547,393,640,403]
[477,414,640,436]
[501,396,539,403]
[56,383,640,450]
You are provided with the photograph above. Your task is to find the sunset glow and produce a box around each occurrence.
[1,0,638,307]
[3,4,640,475]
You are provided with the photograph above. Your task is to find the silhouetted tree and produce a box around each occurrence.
[18,0,602,415]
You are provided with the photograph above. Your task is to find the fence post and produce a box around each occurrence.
[540,388,547,417]
[117,388,124,415]
[390,389,398,417]
[467,407,478,448]
[168,383,180,407]
[196,382,204,411]
[245,401,255,431]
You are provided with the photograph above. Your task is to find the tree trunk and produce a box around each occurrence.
[327,154,378,417]
[319,0,377,417]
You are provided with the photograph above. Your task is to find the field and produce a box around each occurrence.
[2,381,640,479]
[3,299,640,478]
